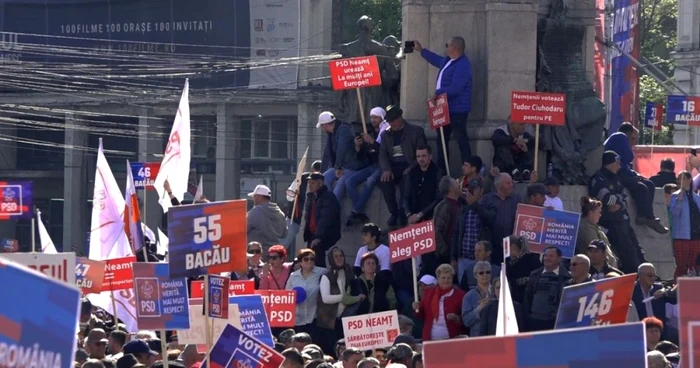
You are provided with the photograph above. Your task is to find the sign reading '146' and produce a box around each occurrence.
[554,274,636,329]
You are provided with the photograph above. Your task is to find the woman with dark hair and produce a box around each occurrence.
[343,253,396,314]
[317,247,354,356]
[577,196,618,267]
[286,248,326,338]
[504,235,541,305]
[669,171,700,277]
[259,245,293,290]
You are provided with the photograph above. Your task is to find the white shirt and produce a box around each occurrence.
[375,121,390,144]
[354,244,391,271]
[436,59,456,90]
[544,195,564,211]
[641,287,654,318]
[543,267,560,275]
[430,289,453,340]
[320,270,347,317]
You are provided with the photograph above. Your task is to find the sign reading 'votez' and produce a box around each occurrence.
[513,204,580,258]
[203,324,284,368]
[389,220,435,263]
[167,199,247,279]
[555,274,636,329]
[207,275,230,320]
[510,91,566,125]
[328,56,382,90]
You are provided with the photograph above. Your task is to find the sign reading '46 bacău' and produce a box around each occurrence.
[167,200,247,279]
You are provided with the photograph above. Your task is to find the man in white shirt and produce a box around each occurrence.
[354,223,391,274]
[544,177,564,211]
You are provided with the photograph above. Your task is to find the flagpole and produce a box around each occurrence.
[204,275,213,362]
[501,264,506,336]
[31,209,36,254]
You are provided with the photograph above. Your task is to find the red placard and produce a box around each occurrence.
[328,56,382,91]
[510,91,566,126]
[190,279,254,298]
[76,257,106,295]
[427,94,451,130]
[255,290,297,327]
[388,220,435,263]
[101,256,136,291]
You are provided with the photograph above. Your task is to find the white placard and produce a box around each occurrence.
[0,252,76,285]
[342,310,400,350]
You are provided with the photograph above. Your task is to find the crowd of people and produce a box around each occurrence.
[72,36,695,368]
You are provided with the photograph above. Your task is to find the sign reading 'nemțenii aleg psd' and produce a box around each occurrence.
[388,221,435,263]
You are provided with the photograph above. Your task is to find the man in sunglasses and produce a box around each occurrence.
[85,328,109,360]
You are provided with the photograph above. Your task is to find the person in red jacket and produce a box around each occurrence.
[412,264,465,341]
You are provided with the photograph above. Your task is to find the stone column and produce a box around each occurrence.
[400,0,430,122]
[216,104,241,201]
[137,108,162,231]
[297,103,324,163]
[63,112,87,252]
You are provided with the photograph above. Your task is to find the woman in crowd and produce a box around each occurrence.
[644,317,664,352]
[668,171,700,277]
[413,264,464,341]
[259,245,293,290]
[504,235,541,305]
[318,247,354,356]
[461,261,493,336]
[577,196,618,267]
[244,241,265,288]
[343,253,396,314]
[478,277,524,336]
[286,248,326,338]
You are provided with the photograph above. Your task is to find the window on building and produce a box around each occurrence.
[240,117,297,173]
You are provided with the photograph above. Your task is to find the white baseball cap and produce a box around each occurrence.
[247,184,272,197]
[418,275,437,285]
[316,111,336,128]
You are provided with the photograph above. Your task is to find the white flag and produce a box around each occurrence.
[124,160,145,253]
[156,228,169,257]
[496,264,519,336]
[142,223,156,245]
[37,209,57,254]
[89,138,128,260]
[153,79,191,213]
[193,175,204,202]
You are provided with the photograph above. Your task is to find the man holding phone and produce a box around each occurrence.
[411,37,473,173]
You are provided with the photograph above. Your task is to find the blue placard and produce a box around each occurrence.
[513,204,580,258]
[0,256,81,368]
[229,295,274,347]
[666,95,700,124]
[644,101,662,129]
[202,324,284,368]
[132,263,190,330]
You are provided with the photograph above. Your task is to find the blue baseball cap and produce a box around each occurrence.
[123,339,158,356]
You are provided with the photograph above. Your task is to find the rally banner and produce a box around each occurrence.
[191,279,254,298]
[230,295,274,347]
[389,220,435,263]
[0,181,32,220]
[202,324,284,368]
[1,238,18,253]
[513,204,580,258]
[510,91,566,126]
[101,256,136,291]
[0,256,81,368]
[554,274,636,329]
[206,275,230,319]
[666,95,700,125]
[132,262,190,330]
[0,252,75,285]
[328,56,382,90]
[167,199,247,278]
[609,0,641,131]
[678,278,700,368]
[423,322,646,367]
[130,162,161,190]
[645,101,663,131]
[427,94,451,130]
[342,311,400,351]
[76,257,106,295]
[176,299,242,345]
[255,290,296,327]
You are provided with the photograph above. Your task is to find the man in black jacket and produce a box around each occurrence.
[303,173,341,267]
[378,106,428,227]
[491,118,535,182]
[523,246,572,331]
[649,158,677,188]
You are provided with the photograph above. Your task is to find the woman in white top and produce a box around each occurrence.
[318,246,355,355]
[286,248,326,339]
[354,223,391,276]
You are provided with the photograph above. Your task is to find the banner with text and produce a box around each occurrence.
[177,298,242,345]
[0,256,81,368]
[389,220,435,263]
[76,257,106,294]
[101,256,136,291]
[342,310,400,351]
[0,252,75,285]
[513,204,580,258]
[168,199,247,278]
[645,101,663,131]
[510,91,566,126]
[423,322,646,367]
[191,279,255,298]
[254,290,296,327]
[666,95,700,125]
[554,274,636,329]
[206,275,230,319]
[0,181,33,220]
[328,56,382,90]
[678,277,700,368]
[609,0,641,132]
[1,238,18,253]
[202,324,284,368]
[132,262,190,330]
[427,94,450,130]
[130,162,161,190]
[229,295,274,347]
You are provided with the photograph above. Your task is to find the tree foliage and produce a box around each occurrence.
[342,0,402,42]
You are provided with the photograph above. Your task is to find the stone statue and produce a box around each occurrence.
[537,0,605,185]
[337,16,400,124]
[382,35,401,107]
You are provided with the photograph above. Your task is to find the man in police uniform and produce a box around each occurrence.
[588,151,647,274]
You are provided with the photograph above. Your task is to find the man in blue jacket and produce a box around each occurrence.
[318,111,367,201]
[604,122,668,234]
[414,37,473,174]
